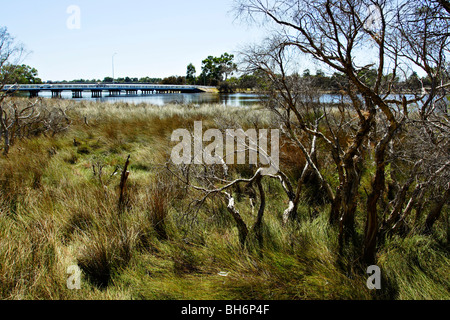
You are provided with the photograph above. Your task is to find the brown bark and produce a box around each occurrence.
[383,176,416,232]
[339,155,364,245]
[364,124,399,264]
[424,183,450,234]
[330,187,342,225]
[364,172,382,265]
[0,106,9,156]
[118,155,131,213]
[252,175,266,248]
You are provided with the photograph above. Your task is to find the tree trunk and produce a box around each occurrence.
[363,104,400,264]
[330,186,342,225]
[3,130,10,156]
[225,194,249,247]
[339,156,363,244]
[0,109,9,156]
[364,141,388,264]
[118,155,131,213]
[364,177,382,265]
[252,175,266,248]
[424,183,450,234]
[382,176,416,233]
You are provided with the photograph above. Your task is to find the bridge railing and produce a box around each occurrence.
[2,84,213,91]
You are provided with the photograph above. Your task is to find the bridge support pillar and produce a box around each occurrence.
[29,90,39,98]
[92,90,102,98]
[51,90,62,98]
[109,90,121,97]
[72,90,83,99]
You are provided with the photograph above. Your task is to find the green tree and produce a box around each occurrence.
[329,72,348,92]
[238,74,259,90]
[219,53,237,81]
[186,63,196,85]
[139,77,161,83]
[200,55,220,86]
[406,71,422,91]
[1,64,42,84]
[200,53,237,86]
[313,69,330,89]
[161,76,186,85]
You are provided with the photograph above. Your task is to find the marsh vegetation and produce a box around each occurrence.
[0,99,447,300]
[1,0,449,301]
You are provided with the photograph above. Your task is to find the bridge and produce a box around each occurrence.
[1,84,211,98]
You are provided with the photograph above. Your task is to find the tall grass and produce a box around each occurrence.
[0,98,448,300]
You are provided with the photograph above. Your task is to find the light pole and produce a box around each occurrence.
[112,52,117,84]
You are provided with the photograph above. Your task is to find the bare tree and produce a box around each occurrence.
[0,27,71,156]
[235,0,450,264]
[0,98,72,155]
[167,118,292,248]
[0,27,25,88]
[384,0,450,235]
[0,27,26,155]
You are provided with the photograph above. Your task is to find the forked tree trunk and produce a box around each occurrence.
[364,126,398,265]
[364,148,386,264]
[382,176,417,234]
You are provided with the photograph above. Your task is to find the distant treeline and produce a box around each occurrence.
[45,69,430,94]
[49,77,163,85]
[8,62,429,94]
[47,76,196,86]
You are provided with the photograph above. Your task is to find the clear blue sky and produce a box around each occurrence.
[0,0,267,81]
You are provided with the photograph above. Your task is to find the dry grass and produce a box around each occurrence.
[0,98,448,300]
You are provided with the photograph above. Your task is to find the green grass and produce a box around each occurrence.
[378,235,450,300]
[0,99,448,300]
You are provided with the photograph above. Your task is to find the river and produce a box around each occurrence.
[37,91,265,107]
[36,91,423,108]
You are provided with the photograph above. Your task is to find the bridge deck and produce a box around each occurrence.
[1,84,209,93]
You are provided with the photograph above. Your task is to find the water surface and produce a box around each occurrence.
[38,91,264,107]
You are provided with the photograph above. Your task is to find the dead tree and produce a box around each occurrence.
[0,99,71,155]
[118,155,131,214]
[167,123,291,248]
[0,27,26,155]
[235,0,450,264]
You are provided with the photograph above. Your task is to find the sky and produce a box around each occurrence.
[0,0,269,81]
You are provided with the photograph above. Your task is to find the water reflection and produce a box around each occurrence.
[38,91,265,107]
[36,91,422,108]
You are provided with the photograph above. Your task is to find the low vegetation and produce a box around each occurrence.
[0,98,448,300]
